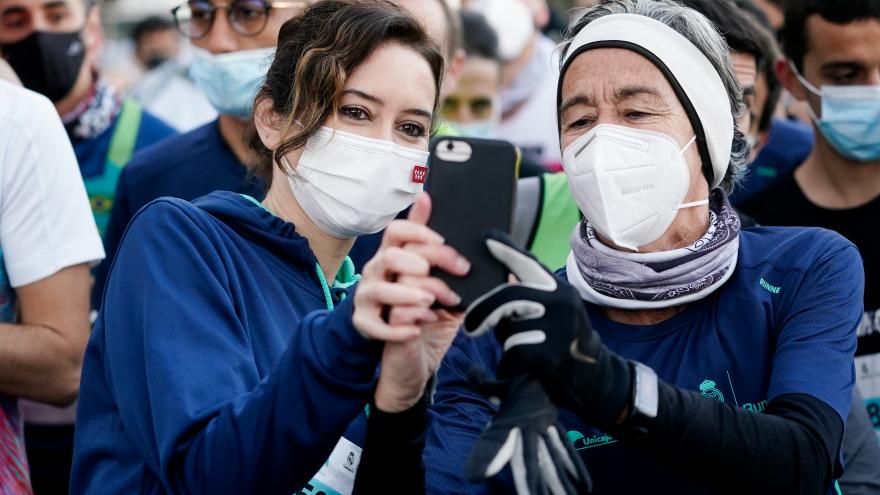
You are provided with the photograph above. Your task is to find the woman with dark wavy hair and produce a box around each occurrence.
[71,2,466,494]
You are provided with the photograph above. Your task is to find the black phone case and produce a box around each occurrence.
[426,137,518,310]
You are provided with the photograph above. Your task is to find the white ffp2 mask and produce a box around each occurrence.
[562,124,706,251]
[287,127,429,239]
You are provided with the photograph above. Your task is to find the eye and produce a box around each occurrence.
[566,117,593,131]
[826,68,862,85]
[470,99,493,118]
[624,110,649,119]
[398,122,426,138]
[190,3,214,20]
[340,106,369,121]
[1,17,25,30]
[234,4,263,20]
[440,97,459,117]
[831,74,859,85]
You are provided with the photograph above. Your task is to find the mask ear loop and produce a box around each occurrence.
[788,61,823,122]
[679,135,698,156]
[677,134,710,209]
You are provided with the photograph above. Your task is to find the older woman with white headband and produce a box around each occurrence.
[421,1,863,494]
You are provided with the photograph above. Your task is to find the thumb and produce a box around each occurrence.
[484,230,556,289]
[407,192,432,226]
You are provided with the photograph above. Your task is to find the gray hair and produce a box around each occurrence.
[561,0,748,193]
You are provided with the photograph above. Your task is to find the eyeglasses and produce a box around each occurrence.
[171,0,307,40]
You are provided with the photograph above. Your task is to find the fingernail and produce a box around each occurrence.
[456,257,471,273]
[448,292,462,306]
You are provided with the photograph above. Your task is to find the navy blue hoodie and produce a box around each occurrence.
[72,191,378,494]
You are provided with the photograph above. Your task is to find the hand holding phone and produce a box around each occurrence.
[426,137,519,310]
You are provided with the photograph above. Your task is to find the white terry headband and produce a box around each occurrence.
[559,13,734,189]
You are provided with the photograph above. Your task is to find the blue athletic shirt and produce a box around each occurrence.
[93,119,264,308]
[426,226,861,494]
[72,191,375,495]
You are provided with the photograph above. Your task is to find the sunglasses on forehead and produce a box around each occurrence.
[171,0,309,40]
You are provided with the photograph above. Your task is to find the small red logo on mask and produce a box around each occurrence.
[411,165,428,184]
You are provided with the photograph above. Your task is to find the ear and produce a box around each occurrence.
[442,48,467,96]
[775,58,807,101]
[533,2,550,30]
[82,5,103,65]
[253,97,284,150]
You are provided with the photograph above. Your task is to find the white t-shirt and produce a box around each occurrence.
[0,80,105,291]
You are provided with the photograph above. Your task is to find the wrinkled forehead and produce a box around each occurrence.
[559,47,679,107]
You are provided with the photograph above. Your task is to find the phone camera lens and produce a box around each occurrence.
[446,141,455,151]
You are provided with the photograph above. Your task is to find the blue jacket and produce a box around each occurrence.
[94,119,264,308]
[72,191,378,494]
[426,226,860,494]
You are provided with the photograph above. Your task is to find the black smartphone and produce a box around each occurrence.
[427,137,519,310]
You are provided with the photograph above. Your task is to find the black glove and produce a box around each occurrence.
[463,231,634,427]
[465,370,592,495]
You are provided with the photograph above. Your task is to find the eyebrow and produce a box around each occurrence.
[559,94,593,116]
[342,89,433,120]
[614,85,664,102]
[559,85,667,116]
[742,84,756,97]
[820,61,865,73]
[42,1,68,10]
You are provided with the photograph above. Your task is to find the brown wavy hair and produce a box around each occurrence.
[246,0,445,186]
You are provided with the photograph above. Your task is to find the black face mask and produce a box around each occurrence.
[1,30,86,102]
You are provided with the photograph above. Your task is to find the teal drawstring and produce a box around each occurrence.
[240,194,361,311]
[314,262,335,311]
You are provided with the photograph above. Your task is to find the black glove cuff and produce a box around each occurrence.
[591,344,634,426]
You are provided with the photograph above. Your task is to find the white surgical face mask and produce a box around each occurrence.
[469,0,534,62]
[562,124,706,251]
[287,127,429,239]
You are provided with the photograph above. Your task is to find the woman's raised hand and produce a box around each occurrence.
[354,193,469,412]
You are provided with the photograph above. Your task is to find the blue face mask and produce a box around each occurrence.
[793,64,880,162]
[190,47,275,119]
[450,120,497,139]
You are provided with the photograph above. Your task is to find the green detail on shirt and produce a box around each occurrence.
[432,120,459,137]
[239,194,361,311]
[530,173,581,270]
[566,430,618,450]
[699,379,725,402]
[84,99,143,237]
[759,277,781,294]
[755,166,777,178]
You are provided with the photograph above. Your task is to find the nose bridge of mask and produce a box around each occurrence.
[819,85,880,119]
[563,124,700,250]
[298,127,428,197]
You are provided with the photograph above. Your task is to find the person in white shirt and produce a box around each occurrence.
[0,78,104,493]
